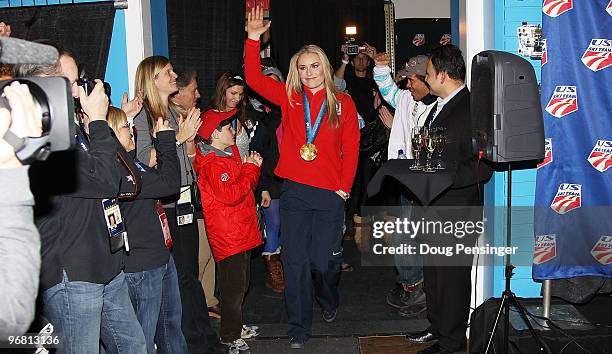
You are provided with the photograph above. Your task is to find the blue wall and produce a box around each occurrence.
[0,0,129,106]
[488,0,543,297]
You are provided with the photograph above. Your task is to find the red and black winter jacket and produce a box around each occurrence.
[193,144,262,262]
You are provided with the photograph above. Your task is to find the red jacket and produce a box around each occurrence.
[244,38,360,192]
[193,144,262,262]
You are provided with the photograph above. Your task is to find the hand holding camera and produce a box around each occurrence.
[0,82,43,168]
[78,79,109,122]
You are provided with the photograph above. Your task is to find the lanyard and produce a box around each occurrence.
[303,92,327,145]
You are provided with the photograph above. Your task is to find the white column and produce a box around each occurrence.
[458,0,496,314]
[124,0,153,96]
[459,0,495,86]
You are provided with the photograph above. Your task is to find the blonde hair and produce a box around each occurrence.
[135,56,179,132]
[286,45,339,128]
[106,106,127,135]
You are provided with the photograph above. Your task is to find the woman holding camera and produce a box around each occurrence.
[244,7,360,349]
[133,56,219,353]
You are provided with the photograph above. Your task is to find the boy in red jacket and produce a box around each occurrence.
[193,109,263,354]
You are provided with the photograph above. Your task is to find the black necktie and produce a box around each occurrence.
[422,102,438,128]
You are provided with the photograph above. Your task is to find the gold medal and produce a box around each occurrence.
[300,143,318,161]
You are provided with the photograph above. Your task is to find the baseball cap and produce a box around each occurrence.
[403,55,428,78]
[198,108,238,140]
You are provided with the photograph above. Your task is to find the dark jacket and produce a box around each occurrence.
[428,87,492,207]
[120,130,181,273]
[247,103,283,200]
[33,121,124,290]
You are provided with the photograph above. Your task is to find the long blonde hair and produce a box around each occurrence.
[286,45,339,128]
[135,56,179,132]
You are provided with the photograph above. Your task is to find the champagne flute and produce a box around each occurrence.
[435,128,447,170]
[422,127,437,173]
[410,127,423,170]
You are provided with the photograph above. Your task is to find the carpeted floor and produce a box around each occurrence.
[238,238,429,353]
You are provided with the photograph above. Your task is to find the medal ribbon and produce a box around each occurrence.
[303,91,327,145]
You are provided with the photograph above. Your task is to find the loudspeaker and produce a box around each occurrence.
[470,51,545,163]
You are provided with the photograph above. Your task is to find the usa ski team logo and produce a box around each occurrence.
[534,234,557,264]
[587,140,612,172]
[220,173,229,182]
[538,138,553,168]
[541,39,548,65]
[412,34,425,47]
[543,0,573,17]
[439,34,451,46]
[546,86,578,118]
[550,183,581,214]
[581,39,612,72]
[608,0,612,16]
[591,236,612,265]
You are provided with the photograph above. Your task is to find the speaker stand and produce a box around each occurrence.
[484,164,549,354]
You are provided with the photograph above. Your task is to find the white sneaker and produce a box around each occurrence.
[241,324,260,339]
[225,338,249,354]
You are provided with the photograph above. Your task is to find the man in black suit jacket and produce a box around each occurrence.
[406,45,491,354]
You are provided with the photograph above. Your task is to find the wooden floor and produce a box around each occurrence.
[359,335,433,354]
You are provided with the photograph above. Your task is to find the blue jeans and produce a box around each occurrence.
[262,199,281,254]
[42,271,146,354]
[122,256,187,354]
[394,196,423,286]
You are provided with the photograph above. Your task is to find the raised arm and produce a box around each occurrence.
[372,53,412,110]
[244,6,285,107]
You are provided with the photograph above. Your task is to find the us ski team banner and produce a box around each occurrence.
[534,0,612,280]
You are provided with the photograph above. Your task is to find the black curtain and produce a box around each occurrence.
[0,3,115,79]
[394,18,451,67]
[269,0,386,76]
[167,0,246,105]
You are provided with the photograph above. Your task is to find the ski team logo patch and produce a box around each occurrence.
[608,0,612,16]
[439,34,451,46]
[220,173,230,182]
[533,234,557,264]
[587,140,612,172]
[541,39,548,66]
[581,39,612,72]
[546,86,578,118]
[591,236,612,265]
[543,0,573,17]
[550,183,581,214]
[412,34,426,47]
[537,138,553,169]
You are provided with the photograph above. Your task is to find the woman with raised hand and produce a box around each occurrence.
[244,7,360,349]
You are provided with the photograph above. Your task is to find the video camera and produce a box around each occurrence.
[0,37,75,164]
[342,38,367,56]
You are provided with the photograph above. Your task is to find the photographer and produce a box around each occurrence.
[14,47,146,352]
[0,81,42,337]
[335,44,386,240]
